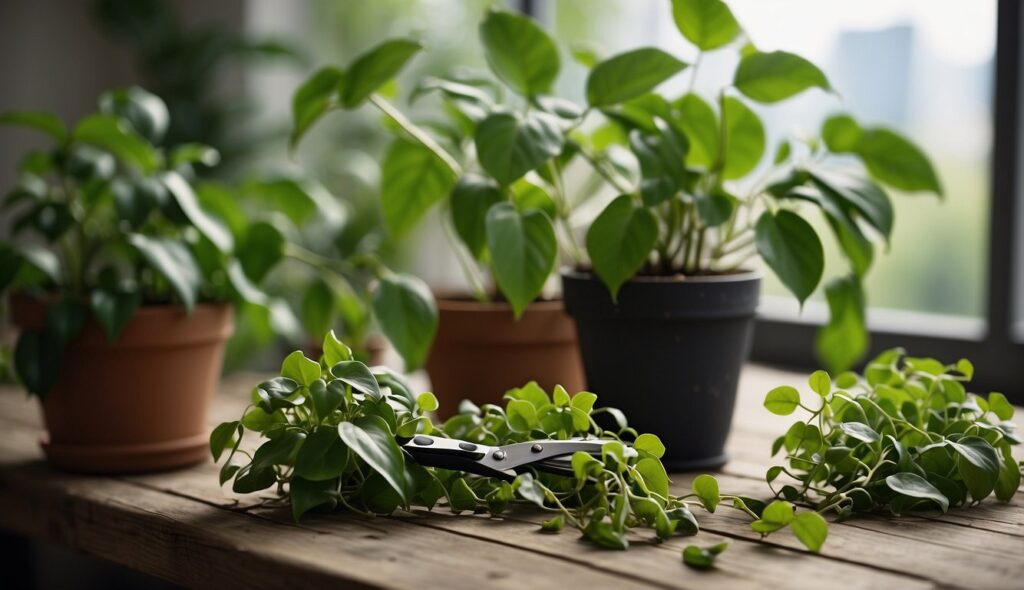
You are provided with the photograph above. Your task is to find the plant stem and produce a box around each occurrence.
[369,94,462,177]
[580,149,633,194]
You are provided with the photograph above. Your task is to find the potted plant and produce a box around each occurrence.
[558,0,942,468]
[0,87,434,472]
[288,12,642,410]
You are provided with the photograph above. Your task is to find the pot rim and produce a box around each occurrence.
[560,267,762,285]
[431,292,565,313]
[9,291,232,315]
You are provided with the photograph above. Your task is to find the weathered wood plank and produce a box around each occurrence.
[0,362,1021,590]
[0,425,658,590]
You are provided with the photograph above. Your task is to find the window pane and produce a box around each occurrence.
[545,0,995,319]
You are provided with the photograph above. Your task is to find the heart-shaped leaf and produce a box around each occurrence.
[485,202,557,318]
[754,210,823,305]
[475,111,564,185]
[586,195,657,301]
[586,48,687,107]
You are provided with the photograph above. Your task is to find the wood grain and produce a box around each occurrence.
[0,364,1020,590]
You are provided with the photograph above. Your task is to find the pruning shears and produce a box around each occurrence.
[400,435,637,482]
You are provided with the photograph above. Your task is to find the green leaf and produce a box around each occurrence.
[242,406,285,432]
[584,519,629,550]
[673,93,719,168]
[209,421,240,462]
[450,174,503,260]
[570,391,598,414]
[479,10,560,96]
[381,138,457,236]
[507,399,538,432]
[294,427,349,481]
[485,203,557,318]
[170,143,221,168]
[585,195,658,301]
[586,48,687,107]
[372,273,437,371]
[161,172,233,252]
[236,220,285,283]
[790,512,828,552]
[73,114,159,172]
[950,436,1000,501]
[682,542,728,570]
[541,513,565,532]
[636,457,670,498]
[572,451,604,481]
[722,96,765,179]
[13,330,63,396]
[822,114,862,152]
[475,111,564,185]
[301,278,334,338]
[232,465,276,494]
[127,234,201,311]
[342,39,422,107]
[808,370,831,397]
[45,298,86,345]
[988,392,1014,420]
[885,472,949,512]
[290,476,337,521]
[338,416,408,505]
[995,444,1021,502]
[281,350,321,387]
[0,111,67,142]
[417,392,439,412]
[99,87,169,144]
[634,433,666,459]
[850,128,942,195]
[761,500,795,526]
[840,421,880,443]
[754,210,824,305]
[90,287,142,342]
[290,66,343,149]
[330,360,382,400]
[321,330,352,367]
[692,474,720,512]
[808,168,894,240]
[671,0,741,50]
[694,190,736,227]
[251,431,306,470]
[448,478,480,513]
[310,379,345,419]
[764,386,801,415]
[734,51,830,104]
[816,275,868,373]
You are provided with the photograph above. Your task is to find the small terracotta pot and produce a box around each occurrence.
[424,297,584,417]
[10,295,233,474]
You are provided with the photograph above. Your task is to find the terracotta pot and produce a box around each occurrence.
[425,297,585,417]
[10,295,233,474]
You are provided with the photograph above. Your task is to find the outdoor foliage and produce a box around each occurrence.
[213,332,825,563]
[288,0,941,370]
[764,349,1021,518]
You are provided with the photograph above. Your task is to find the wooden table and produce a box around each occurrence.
[0,365,1021,590]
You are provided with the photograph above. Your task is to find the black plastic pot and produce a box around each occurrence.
[561,269,761,471]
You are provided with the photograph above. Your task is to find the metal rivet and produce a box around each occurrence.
[492,450,506,460]
[531,443,543,453]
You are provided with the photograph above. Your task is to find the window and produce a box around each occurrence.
[529,0,1021,396]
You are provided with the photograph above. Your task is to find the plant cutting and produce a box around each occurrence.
[762,349,1020,517]
[212,331,827,564]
